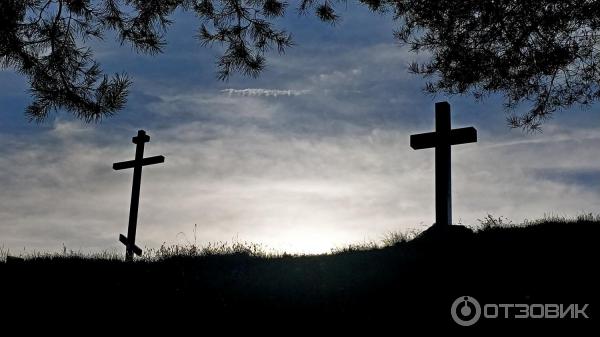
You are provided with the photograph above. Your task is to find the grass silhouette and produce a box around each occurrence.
[1,215,597,328]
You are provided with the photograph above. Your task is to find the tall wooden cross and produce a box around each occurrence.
[410,102,477,226]
[113,130,165,261]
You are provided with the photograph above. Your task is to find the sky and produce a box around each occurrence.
[1,4,599,255]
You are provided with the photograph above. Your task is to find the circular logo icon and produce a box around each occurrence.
[451,296,481,326]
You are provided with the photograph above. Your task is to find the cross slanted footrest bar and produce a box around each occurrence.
[119,234,142,256]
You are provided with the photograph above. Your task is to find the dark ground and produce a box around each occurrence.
[1,217,597,331]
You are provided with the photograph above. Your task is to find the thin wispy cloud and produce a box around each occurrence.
[221,88,310,97]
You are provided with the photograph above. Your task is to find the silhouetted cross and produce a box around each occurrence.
[113,130,165,261]
[410,102,477,226]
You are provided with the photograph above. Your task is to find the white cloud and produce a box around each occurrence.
[1,114,599,255]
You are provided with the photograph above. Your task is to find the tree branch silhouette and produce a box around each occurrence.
[2,1,599,130]
[1,0,314,122]
[361,0,600,131]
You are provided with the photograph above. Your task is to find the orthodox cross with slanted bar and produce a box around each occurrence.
[410,102,477,226]
[113,130,165,261]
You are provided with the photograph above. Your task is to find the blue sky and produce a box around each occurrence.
[1,4,599,254]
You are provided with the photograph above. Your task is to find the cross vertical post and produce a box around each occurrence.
[125,131,146,261]
[435,102,452,226]
[410,102,477,227]
[113,130,164,261]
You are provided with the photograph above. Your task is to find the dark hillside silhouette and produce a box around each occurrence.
[1,216,597,329]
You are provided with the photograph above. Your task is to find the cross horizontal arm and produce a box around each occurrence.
[112,155,165,170]
[449,127,477,145]
[112,160,135,170]
[410,132,437,150]
[410,127,477,150]
[140,155,165,166]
